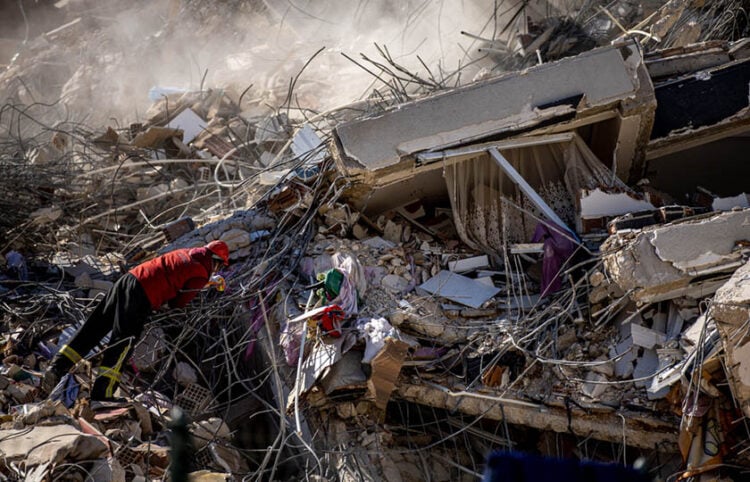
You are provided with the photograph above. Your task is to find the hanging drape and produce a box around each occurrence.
[443,134,628,253]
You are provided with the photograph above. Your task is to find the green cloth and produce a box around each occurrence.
[316,268,344,300]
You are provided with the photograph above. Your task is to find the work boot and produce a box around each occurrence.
[91,375,125,402]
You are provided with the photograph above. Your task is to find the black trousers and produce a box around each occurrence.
[52,273,152,399]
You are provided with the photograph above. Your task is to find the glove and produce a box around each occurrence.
[207,275,226,292]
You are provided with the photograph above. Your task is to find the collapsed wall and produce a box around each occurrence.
[713,261,750,417]
[602,209,750,303]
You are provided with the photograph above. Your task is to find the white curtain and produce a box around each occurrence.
[444,135,628,252]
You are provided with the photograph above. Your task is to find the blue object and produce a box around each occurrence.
[482,451,651,482]
[50,374,79,408]
[37,341,52,360]
[5,251,27,281]
[293,165,320,183]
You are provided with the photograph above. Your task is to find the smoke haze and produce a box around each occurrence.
[1,0,505,125]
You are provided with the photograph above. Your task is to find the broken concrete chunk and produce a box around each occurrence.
[582,372,608,399]
[589,271,605,287]
[291,124,327,164]
[556,329,578,353]
[712,260,750,417]
[17,399,70,426]
[381,274,409,294]
[611,338,636,379]
[383,220,403,245]
[631,323,667,350]
[712,193,749,212]
[590,356,614,377]
[334,42,648,177]
[391,302,479,344]
[187,470,231,481]
[579,188,655,221]
[633,349,660,388]
[448,255,489,273]
[589,282,622,305]
[509,243,544,254]
[220,228,252,251]
[0,424,109,467]
[681,313,708,350]
[603,209,750,303]
[6,382,35,404]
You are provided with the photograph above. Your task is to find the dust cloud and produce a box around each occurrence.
[2,0,502,125]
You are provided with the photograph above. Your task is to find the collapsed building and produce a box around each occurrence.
[2,0,750,480]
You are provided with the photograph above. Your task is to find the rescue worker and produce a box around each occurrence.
[41,240,230,400]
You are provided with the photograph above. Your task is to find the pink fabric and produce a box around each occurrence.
[531,222,577,297]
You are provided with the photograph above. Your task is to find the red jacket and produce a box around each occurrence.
[130,247,213,310]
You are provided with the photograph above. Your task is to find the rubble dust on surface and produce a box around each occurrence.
[3,0,750,480]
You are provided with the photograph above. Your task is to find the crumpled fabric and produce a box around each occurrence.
[531,221,577,297]
[356,317,398,363]
[276,296,305,366]
[331,253,367,297]
[325,253,367,317]
[281,317,304,366]
[50,374,79,408]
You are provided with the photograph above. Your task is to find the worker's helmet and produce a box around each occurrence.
[206,240,230,266]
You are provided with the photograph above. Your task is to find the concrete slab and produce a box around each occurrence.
[0,424,108,467]
[712,261,750,417]
[334,42,646,175]
[603,209,750,303]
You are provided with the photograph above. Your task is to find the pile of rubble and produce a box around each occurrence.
[3,0,750,480]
